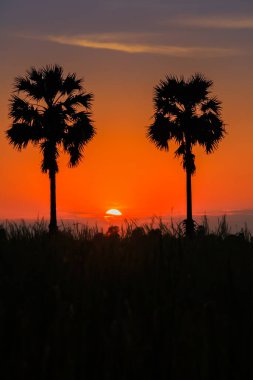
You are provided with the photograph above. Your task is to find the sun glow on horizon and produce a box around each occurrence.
[105,209,122,216]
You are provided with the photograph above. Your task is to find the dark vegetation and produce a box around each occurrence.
[0,219,252,380]
[2,67,248,379]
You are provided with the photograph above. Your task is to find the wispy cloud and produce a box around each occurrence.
[182,17,253,29]
[44,34,237,58]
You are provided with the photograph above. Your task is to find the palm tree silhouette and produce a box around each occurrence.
[6,65,95,233]
[147,73,225,236]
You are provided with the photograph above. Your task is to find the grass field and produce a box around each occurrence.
[0,219,252,379]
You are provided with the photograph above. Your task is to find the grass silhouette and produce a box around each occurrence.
[0,219,252,379]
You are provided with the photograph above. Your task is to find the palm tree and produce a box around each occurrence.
[6,64,95,233]
[147,73,225,236]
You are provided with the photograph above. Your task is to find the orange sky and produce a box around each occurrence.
[0,0,253,221]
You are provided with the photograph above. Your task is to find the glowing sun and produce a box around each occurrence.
[105,209,122,216]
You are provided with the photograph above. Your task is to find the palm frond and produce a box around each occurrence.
[201,96,222,115]
[67,145,84,167]
[147,112,184,151]
[174,143,186,157]
[6,123,41,150]
[155,75,185,106]
[154,94,183,116]
[76,117,95,146]
[63,92,93,112]
[27,66,44,82]
[63,112,95,166]
[15,65,65,103]
[147,114,172,151]
[186,73,212,105]
[192,113,225,153]
[62,73,82,95]
[14,75,45,101]
[41,64,64,103]
[9,95,41,124]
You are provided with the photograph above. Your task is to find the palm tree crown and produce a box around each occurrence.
[148,73,225,172]
[147,73,226,235]
[7,64,95,171]
[6,64,95,232]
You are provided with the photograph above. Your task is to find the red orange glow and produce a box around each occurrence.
[0,28,252,221]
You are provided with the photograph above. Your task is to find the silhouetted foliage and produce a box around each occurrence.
[147,73,226,236]
[0,220,252,380]
[6,65,95,232]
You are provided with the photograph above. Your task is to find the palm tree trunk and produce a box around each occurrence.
[49,168,58,233]
[186,167,193,227]
[185,141,194,237]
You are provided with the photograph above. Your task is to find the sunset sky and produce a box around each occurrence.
[0,0,253,222]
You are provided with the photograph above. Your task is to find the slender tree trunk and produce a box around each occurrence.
[185,140,194,237]
[186,166,194,234]
[49,168,58,233]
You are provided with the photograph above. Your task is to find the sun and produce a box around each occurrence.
[105,209,122,216]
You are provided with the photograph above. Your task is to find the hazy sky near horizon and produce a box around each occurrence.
[0,0,253,220]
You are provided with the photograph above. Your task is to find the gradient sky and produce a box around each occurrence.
[0,0,253,221]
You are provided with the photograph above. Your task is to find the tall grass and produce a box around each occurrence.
[0,218,252,379]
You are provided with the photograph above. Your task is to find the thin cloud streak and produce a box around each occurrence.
[183,17,253,29]
[46,34,237,57]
